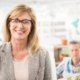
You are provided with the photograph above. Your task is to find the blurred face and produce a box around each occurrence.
[9,12,32,40]
[69,44,80,61]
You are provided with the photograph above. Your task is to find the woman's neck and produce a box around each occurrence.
[11,39,28,52]
[11,39,28,60]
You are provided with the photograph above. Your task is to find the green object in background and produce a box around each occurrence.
[62,48,69,55]
[75,75,80,80]
[67,77,72,80]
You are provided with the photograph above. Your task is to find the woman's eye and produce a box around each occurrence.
[12,19,19,23]
[23,20,28,24]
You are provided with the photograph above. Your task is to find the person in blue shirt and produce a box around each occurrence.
[56,40,80,78]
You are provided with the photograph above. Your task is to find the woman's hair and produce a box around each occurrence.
[3,4,39,54]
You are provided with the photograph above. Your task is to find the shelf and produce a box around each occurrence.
[54,45,68,48]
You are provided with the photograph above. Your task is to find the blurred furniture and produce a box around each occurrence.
[54,45,69,66]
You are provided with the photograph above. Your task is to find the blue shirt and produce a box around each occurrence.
[56,57,80,77]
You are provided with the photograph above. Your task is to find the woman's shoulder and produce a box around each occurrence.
[38,46,48,52]
[0,42,7,48]
[0,42,11,50]
[36,47,50,67]
[37,46,49,57]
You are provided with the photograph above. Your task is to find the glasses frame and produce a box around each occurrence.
[8,18,32,25]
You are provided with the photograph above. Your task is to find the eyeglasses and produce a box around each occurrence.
[9,18,32,26]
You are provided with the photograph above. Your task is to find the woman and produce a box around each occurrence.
[0,4,52,80]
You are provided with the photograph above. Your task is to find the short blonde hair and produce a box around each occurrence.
[3,4,39,54]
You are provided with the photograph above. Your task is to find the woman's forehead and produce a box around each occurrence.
[10,11,31,19]
[10,10,29,16]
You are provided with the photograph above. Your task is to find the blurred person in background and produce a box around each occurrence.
[56,40,80,78]
[0,4,52,80]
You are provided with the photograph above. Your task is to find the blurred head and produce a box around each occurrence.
[69,40,80,62]
[3,4,39,54]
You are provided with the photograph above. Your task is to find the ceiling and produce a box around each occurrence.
[0,0,80,4]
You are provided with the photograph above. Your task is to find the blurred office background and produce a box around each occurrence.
[0,0,80,79]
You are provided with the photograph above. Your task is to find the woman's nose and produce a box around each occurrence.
[18,22,24,28]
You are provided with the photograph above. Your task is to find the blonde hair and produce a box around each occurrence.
[3,4,39,54]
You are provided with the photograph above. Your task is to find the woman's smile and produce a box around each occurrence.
[15,30,25,34]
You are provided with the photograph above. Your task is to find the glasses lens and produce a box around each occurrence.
[12,19,19,23]
[22,20,31,24]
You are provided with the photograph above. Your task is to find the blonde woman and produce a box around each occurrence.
[1,4,52,80]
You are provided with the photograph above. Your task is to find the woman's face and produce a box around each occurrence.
[9,12,32,40]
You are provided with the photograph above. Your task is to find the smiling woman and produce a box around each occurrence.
[9,11,32,40]
[0,4,52,80]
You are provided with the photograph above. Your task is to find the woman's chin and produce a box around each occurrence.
[14,37,24,40]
